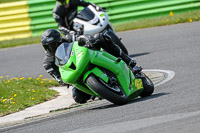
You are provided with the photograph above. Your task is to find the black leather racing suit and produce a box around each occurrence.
[53,0,90,34]
[43,37,69,83]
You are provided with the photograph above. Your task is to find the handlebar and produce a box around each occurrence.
[67,29,83,42]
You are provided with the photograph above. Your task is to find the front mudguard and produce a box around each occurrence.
[83,67,109,96]
[83,67,109,83]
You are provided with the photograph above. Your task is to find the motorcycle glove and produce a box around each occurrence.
[48,70,69,87]
[90,3,105,11]
[56,77,70,87]
[77,35,96,48]
[59,26,70,35]
[65,34,73,42]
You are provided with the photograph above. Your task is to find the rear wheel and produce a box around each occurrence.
[110,32,128,55]
[106,26,129,55]
[86,74,128,105]
[139,73,154,97]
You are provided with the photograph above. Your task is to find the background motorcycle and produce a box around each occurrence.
[72,5,129,55]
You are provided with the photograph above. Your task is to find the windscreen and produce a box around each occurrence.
[55,42,73,66]
[77,7,95,21]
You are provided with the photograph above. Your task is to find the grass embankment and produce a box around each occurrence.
[0,75,59,116]
[0,36,41,49]
[114,10,198,32]
[1,10,200,49]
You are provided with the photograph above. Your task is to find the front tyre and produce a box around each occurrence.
[86,74,128,105]
[139,73,154,97]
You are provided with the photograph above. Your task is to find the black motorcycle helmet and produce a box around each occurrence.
[41,29,62,54]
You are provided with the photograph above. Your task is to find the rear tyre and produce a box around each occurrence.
[86,74,128,105]
[140,73,154,97]
[106,27,129,55]
[110,33,128,55]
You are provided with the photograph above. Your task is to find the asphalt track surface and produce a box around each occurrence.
[1,21,200,133]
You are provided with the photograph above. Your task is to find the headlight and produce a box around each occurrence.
[90,17,99,25]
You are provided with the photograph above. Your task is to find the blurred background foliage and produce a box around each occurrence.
[0,0,24,3]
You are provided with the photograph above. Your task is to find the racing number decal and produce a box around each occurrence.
[135,79,143,89]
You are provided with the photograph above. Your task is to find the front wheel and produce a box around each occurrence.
[139,72,154,97]
[86,74,128,105]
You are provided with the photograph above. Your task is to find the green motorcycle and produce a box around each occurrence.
[55,41,154,105]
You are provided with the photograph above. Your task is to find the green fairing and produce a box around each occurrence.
[82,67,109,96]
[89,51,143,96]
[74,83,98,96]
[57,41,144,101]
[83,67,109,83]
[59,41,90,84]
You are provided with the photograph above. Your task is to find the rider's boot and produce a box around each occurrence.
[98,30,136,69]
[132,66,143,74]
[120,52,142,74]
[120,52,137,68]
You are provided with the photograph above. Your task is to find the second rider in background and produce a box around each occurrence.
[53,0,94,35]
[53,0,129,54]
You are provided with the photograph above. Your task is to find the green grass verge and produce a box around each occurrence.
[1,10,200,49]
[0,75,59,116]
[113,10,199,32]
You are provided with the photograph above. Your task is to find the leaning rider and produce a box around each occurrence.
[53,0,129,54]
[41,29,136,104]
[53,0,94,35]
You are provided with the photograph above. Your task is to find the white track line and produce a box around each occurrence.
[143,69,175,87]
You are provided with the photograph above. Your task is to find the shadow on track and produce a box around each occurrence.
[128,92,170,104]
[89,92,170,110]
[129,52,151,58]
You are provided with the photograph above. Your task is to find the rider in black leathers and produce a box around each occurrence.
[53,0,92,35]
[42,29,92,103]
[53,0,129,54]
[41,29,136,104]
